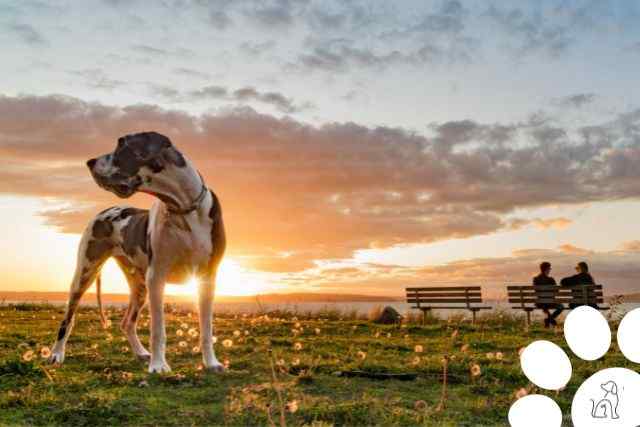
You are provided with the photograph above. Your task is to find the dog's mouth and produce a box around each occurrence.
[91,172,141,198]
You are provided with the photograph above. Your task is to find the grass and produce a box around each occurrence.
[0,303,633,426]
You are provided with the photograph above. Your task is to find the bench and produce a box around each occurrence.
[406,286,492,323]
[507,284,610,325]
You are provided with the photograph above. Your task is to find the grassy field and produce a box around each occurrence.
[0,303,632,426]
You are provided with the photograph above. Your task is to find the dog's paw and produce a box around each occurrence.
[47,351,65,365]
[148,360,171,374]
[204,362,225,373]
[136,352,151,362]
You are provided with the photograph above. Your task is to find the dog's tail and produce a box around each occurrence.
[96,271,108,329]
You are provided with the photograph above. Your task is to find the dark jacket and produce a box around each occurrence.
[560,272,595,287]
[533,274,558,308]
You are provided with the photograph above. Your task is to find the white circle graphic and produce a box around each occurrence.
[508,394,562,427]
[617,308,640,363]
[520,340,571,390]
[564,306,611,360]
[571,367,640,427]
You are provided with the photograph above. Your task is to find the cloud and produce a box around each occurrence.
[68,69,127,91]
[557,244,594,256]
[131,44,195,58]
[242,0,295,29]
[2,94,640,274]
[508,217,573,231]
[172,67,211,80]
[151,84,313,114]
[8,23,47,46]
[553,93,597,108]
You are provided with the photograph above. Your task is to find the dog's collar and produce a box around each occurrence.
[167,176,208,215]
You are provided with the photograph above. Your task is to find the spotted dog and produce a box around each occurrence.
[48,132,226,373]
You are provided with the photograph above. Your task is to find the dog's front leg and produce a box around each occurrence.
[147,266,171,373]
[199,267,224,372]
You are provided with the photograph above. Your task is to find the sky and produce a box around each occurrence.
[2,0,640,298]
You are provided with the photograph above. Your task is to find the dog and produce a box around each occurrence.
[590,380,620,419]
[48,131,226,373]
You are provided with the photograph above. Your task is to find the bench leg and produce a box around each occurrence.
[526,311,531,327]
[472,310,477,324]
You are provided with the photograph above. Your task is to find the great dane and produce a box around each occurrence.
[48,131,226,373]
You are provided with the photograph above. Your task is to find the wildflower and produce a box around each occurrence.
[181,322,188,330]
[451,329,459,339]
[276,358,286,367]
[286,400,299,413]
[192,346,200,354]
[121,346,129,353]
[374,332,380,338]
[244,330,249,336]
[411,356,421,366]
[22,350,34,362]
[386,333,391,338]
[188,328,198,338]
[40,346,51,359]
[295,322,301,328]
[91,343,99,350]
[294,342,303,351]
[515,388,528,399]
[138,380,149,387]
[179,341,188,348]
[414,345,424,353]
[496,352,504,361]
[292,357,300,366]
[223,339,233,348]
[486,352,495,360]
[414,400,428,411]
[357,350,367,360]
[461,344,470,353]
[176,329,184,337]
[212,336,218,344]
[470,363,482,378]
[121,371,133,380]
[233,330,241,337]
[223,358,230,369]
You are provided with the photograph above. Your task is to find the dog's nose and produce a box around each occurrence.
[86,158,97,169]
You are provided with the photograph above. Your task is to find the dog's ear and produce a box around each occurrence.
[611,382,617,394]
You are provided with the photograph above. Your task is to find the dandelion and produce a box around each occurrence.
[233,330,241,337]
[357,350,367,360]
[22,350,34,362]
[352,325,357,331]
[486,352,495,360]
[315,328,321,335]
[515,387,528,399]
[176,329,184,337]
[374,332,380,338]
[386,333,392,338]
[121,346,129,353]
[414,345,424,353]
[244,330,249,336]
[121,371,133,380]
[138,380,149,387]
[276,358,286,367]
[181,322,188,330]
[461,344,470,353]
[91,343,99,350]
[223,339,233,348]
[414,400,428,411]
[292,357,300,366]
[188,328,198,338]
[223,358,230,369]
[496,352,504,361]
[451,329,459,339]
[470,363,482,378]
[212,336,218,344]
[294,342,303,351]
[286,400,299,413]
[192,345,200,354]
[179,341,188,348]
[40,346,51,359]
[411,356,421,366]
[295,322,301,328]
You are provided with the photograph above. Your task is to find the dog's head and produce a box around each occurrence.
[87,132,186,198]
[600,381,618,395]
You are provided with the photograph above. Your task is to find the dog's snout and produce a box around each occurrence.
[86,158,97,169]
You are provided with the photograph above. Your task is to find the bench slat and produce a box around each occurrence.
[507,285,603,290]
[406,286,481,292]
[408,298,483,304]
[406,292,481,298]
[413,306,493,310]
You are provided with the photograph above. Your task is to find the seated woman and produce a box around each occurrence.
[533,262,563,327]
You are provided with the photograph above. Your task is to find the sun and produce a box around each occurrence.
[166,258,273,297]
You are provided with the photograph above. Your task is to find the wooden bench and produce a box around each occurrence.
[406,286,492,323]
[507,284,610,325]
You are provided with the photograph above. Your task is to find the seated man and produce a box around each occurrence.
[560,261,597,308]
[533,262,563,327]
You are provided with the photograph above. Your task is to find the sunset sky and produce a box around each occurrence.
[2,1,640,297]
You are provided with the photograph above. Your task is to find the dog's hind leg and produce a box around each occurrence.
[115,257,150,361]
[49,216,114,364]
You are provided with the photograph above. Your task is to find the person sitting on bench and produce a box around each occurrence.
[533,262,563,327]
[560,261,597,308]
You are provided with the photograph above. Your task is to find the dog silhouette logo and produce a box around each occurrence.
[590,380,620,420]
